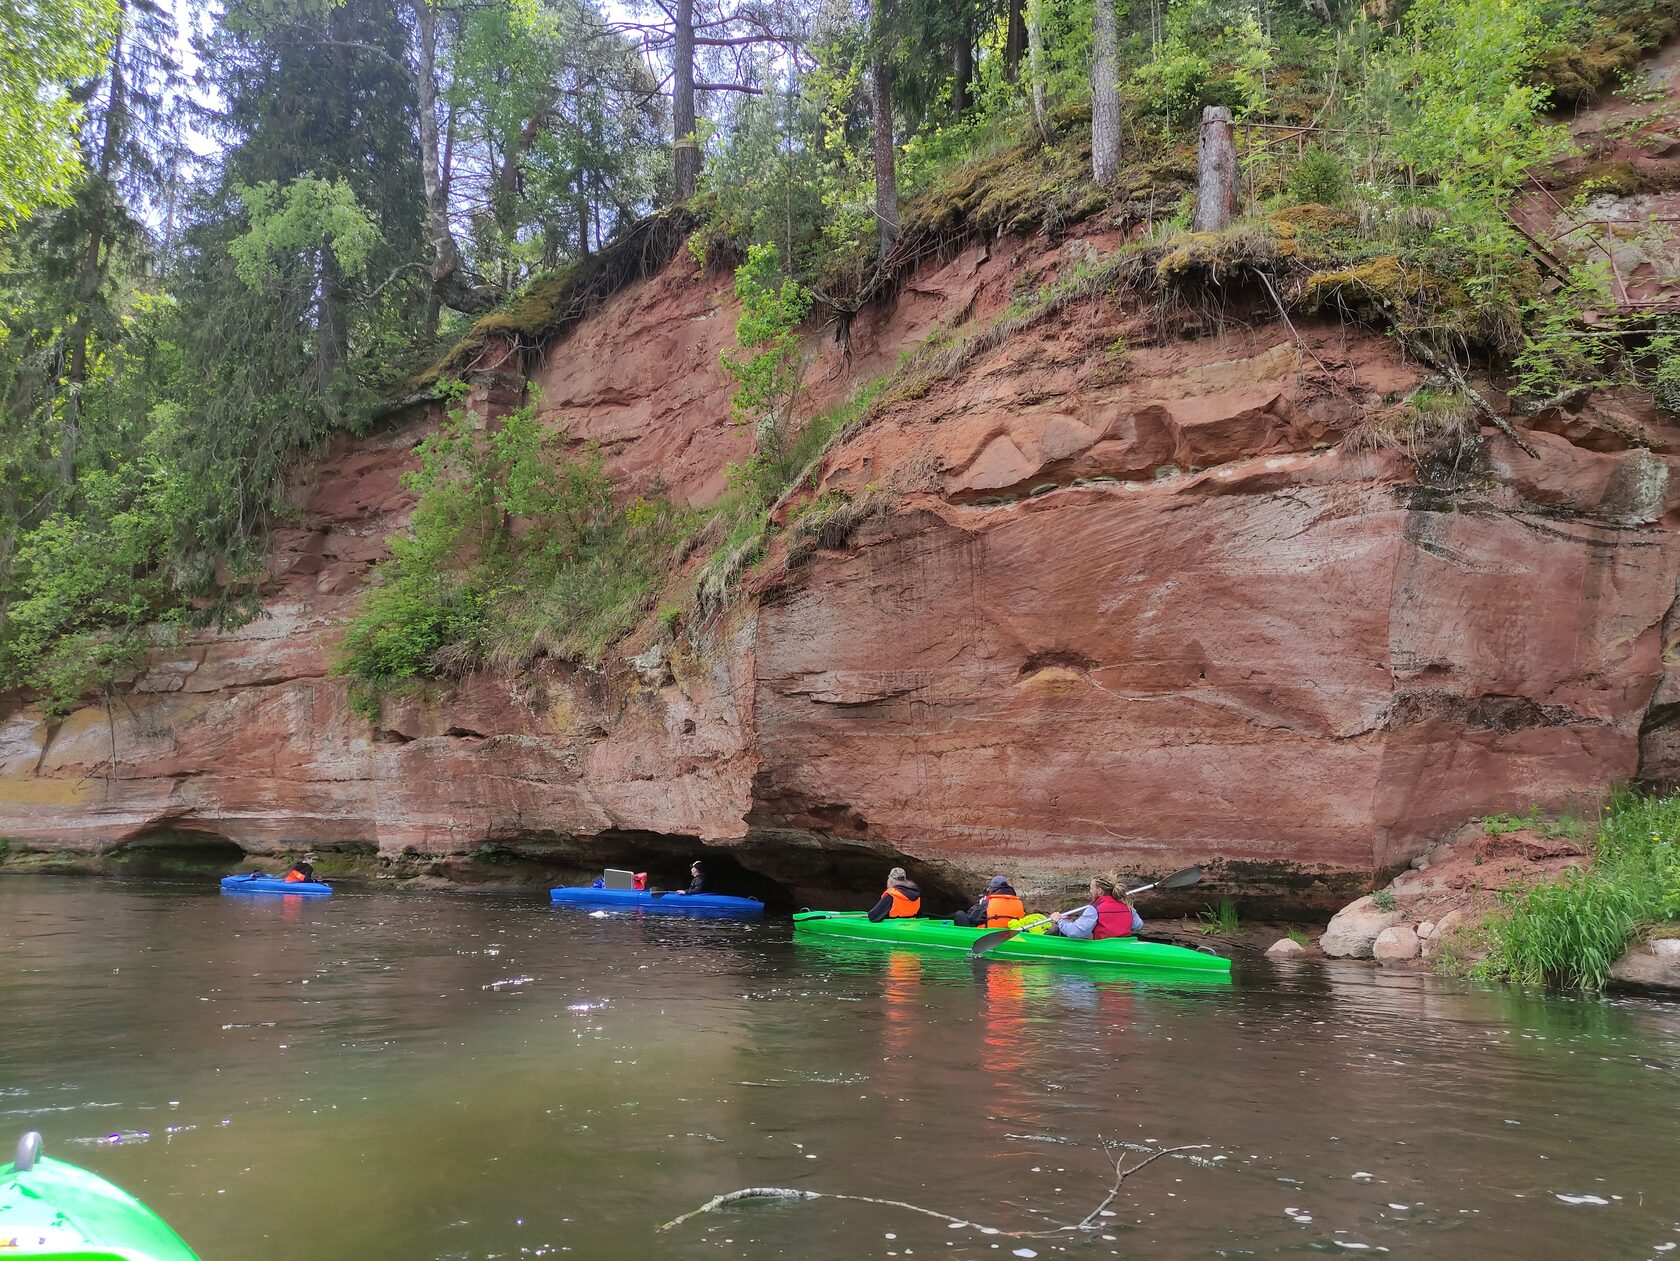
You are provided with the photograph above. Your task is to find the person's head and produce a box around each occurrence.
[987,875,1010,892]
[691,861,702,875]
[1090,872,1124,901]
[887,865,911,889]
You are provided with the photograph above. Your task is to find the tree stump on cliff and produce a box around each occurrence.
[1193,106,1238,233]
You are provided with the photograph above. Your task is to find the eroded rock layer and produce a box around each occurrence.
[4,224,1680,908]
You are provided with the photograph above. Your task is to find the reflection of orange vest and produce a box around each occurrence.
[284,870,306,883]
[882,886,921,917]
[983,892,1026,928]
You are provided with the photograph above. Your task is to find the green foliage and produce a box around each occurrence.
[338,388,695,701]
[721,244,812,428]
[1196,896,1240,934]
[0,0,119,228]
[1286,924,1310,946]
[1285,148,1352,207]
[1372,890,1398,912]
[1473,787,1680,988]
[230,178,383,290]
[1482,812,1528,835]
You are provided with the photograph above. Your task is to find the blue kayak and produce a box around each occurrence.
[220,875,333,897]
[549,886,763,916]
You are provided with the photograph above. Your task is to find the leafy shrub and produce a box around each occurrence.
[1286,147,1352,207]
[1372,890,1398,912]
[1473,787,1680,988]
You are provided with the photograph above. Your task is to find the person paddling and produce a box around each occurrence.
[1043,874,1135,939]
[951,875,1026,928]
[867,867,922,922]
[283,861,317,885]
[675,861,706,895]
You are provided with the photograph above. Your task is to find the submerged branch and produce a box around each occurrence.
[657,1143,1210,1236]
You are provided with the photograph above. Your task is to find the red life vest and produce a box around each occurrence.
[882,886,921,917]
[1092,894,1134,939]
[284,870,307,883]
[983,892,1026,928]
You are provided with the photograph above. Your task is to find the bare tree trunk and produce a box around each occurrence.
[1003,0,1026,82]
[414,1,492,330]
[62,0,127,488]
[673,0,700,199]
[1193,106,1238,231]
[870,0,899,255]
[953,13,973,120]
[1027,0,1050,141]
[1091,0,1120,183]
[578,168,591,256]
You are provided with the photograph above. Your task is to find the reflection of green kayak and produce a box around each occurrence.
[0,1133,200,1260]
[793,912,1233,977]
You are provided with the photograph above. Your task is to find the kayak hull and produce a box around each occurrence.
[219,875,333,896]
[793,911,1232,976]
[0,1151,199,1260]
[549,886,764,916]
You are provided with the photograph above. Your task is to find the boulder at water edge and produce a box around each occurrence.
[1609,938,1680,991]
[1320,896,1404,959]
[1267,937,1308,957]
[1373,924,1421,963]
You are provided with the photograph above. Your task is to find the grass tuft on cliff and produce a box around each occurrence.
[1470,786,1680,989]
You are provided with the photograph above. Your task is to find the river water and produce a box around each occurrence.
[2,877,1678,1260]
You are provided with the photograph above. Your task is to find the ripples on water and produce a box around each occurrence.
[1,877,1677,1259]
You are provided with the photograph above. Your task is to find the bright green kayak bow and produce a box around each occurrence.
[0,1133,200,1260]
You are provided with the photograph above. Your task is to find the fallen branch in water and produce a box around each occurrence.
[656,1142,1210,1236]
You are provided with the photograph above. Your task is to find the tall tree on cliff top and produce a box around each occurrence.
[869,0,898,254]
[618,0,804,200]
[1091,0,1121,181]
[0,0,120,229]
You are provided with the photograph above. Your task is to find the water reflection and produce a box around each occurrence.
[0,878,1676,1261]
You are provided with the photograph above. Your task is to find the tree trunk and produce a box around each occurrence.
[1027,0,1050,140]
[673,0,700,200]
[62,0,127,488]
[870,0,899,255]
[1003,0,1026,82]
[414,1,492,330]
[953,12,973,120]
[1193,106,1238,232]
[578,168,591,256]
[1091,0,1121,183]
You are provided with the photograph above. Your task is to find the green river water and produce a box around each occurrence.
[2,876,1678,1259]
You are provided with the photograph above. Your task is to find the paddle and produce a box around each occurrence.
[966,866,1204,960]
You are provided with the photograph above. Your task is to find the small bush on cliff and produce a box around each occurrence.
[1472,787,1680,989]
[338,385,693,701]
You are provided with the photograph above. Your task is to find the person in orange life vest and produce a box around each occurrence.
[866,867,922,921]
[950,875,1026,928]
[1043,873,1135,939]
[283,861,316,884]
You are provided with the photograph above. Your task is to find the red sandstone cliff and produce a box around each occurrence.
[6,92,1680,907]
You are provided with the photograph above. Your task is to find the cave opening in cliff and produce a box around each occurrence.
[109,827,247,873]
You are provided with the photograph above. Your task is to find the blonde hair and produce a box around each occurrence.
[1092,872,1128,899]
[887,866,911,888]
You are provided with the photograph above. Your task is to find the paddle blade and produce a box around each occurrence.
[968,928,1020,959]
[1159,866,1203,890]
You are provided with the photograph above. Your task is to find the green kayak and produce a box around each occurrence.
[0,1133,200,1260]
[793,911,1233,977]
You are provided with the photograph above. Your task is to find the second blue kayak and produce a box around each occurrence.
[549,886,763,915]
[220,874,333,897]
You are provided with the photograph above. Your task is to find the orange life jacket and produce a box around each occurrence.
[882,886,921,917]
[284,870,307,883]
[982,892,1026,928]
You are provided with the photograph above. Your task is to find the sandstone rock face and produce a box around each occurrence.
[1373,925,1421,963]
[5,224,1680,907]
[1322,897,1404,958]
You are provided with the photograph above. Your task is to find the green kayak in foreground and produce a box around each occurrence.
[0,1133,200,1260]
[793,911,1233,977]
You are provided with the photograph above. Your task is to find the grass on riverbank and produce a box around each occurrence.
[1469,787,1680,989]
